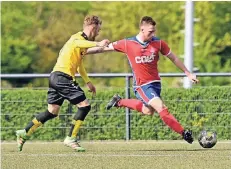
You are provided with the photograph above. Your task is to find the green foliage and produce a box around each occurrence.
[194,2,231,85]
[1,1,92,86]
[1,1,231,87]
[87,2,185,77]
[1,2,39,74]
[1,87,230,140]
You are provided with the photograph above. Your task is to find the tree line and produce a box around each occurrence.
[1,1,231,87]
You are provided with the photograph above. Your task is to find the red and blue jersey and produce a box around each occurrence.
[112,36,171,86]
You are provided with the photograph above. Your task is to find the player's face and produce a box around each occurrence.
[142,25,156,42]
[90,24,101,41]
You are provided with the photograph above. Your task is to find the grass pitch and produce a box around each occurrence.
[1,141,231,169]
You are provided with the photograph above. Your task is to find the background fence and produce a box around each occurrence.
[1,73,231,141]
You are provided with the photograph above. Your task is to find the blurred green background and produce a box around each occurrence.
[1,1,231,87]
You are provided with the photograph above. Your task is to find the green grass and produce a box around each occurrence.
[1,141,231,169]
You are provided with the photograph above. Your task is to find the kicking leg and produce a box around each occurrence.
[149,98,193,143]
[106,94,154,115]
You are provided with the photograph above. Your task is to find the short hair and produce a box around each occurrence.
[83,15,102,27]
[140,16,156,26]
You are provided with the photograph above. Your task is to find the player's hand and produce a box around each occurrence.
[187,73,199,84]
[87,82,96,96]
[97,39,110,47]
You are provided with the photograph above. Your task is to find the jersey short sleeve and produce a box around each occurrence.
[112,39,126,53]
[160,40,171,56]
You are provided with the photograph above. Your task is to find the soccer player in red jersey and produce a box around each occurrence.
[87,16,199,143]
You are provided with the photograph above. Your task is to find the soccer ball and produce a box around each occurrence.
[198,130,217,148]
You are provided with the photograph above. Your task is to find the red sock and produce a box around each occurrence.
[118,99,143,112]
[159,109,184,134]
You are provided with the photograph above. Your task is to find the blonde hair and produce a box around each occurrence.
[83,15,102,27]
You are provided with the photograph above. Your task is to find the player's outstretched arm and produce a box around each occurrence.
[86,43,115,55]
[74,39,110,49]
[167,52,199,83]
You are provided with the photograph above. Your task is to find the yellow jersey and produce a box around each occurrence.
[53,32,97,83]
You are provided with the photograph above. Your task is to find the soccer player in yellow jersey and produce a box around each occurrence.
[16,15,110,152]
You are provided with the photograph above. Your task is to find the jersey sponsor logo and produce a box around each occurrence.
[135,53,155,63]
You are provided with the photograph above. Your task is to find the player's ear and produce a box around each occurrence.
[140,25,144,32]
[90,24,96,30]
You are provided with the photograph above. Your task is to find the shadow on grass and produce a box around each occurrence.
[137,148,231,151]
[103,148,231,152]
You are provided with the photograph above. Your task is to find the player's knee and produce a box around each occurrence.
[158,104,167,112]
[153,106,167,113]
[143,110,154,115]
[149,99,166,113]
[142,105,154,115]
[74,105,91,121]
[35,110,57,124]
[48,104,60,115]
[77,99,90,107]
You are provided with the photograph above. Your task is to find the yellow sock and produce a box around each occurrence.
[71,120,83,138]
[26,118,42,136]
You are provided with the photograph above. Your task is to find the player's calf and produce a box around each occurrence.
[68,105,91,137]
[16,110,57,151]
[65,105,91,151]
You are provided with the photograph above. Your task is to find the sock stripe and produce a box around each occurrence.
[32,118,42,126]
[27,118,42,136]
[71,120,83,138]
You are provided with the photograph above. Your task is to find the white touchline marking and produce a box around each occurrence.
[1,141,231,144]
[3,153,231,158]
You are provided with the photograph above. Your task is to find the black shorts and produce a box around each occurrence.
[47,71,86,106]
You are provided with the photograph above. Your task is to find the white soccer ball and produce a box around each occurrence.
[198,130,217,148]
